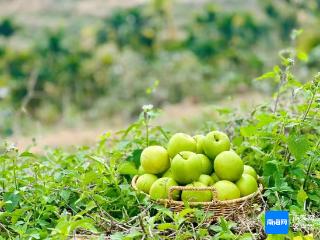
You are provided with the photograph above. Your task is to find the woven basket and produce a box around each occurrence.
[132,175,264,222]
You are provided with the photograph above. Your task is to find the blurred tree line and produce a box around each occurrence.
[1,0,320,135]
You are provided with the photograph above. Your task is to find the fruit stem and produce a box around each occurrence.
[303,139,320,190]
[301,74,319,122]
[273,64,287,113]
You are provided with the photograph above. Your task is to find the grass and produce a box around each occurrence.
[1,51,320,238]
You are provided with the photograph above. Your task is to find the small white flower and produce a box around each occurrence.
[6,142,17,152]
[142,104,153,111]
[288,58,295,65]
[0,87,9,98]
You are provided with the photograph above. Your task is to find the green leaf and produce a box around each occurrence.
[273,65,281,73]
[238,233,253,240]
[157,222,177,231]
[266,235,286,240]
[290,166,305,178]
[308,194,320,202]
[218,217,235,231]
[118,161,138,175]
[290,29,303,40]
[127,149,143,167]
[256,113,274,127]
[70,219,98,234]
[198,228,209,237]
[4,192,21,212]
[240,125,257,137]
[255,71,276,81]
[263,161,279,176]
[19,151,36,158]
[85,200,97,212]
[297,187,308,206]
[77,200,97,216]
[288,133,310,161]
[297,51,308,62]
[250,146,265,155]
[29,233,40,239]
[154,205,173,219]
[125,230,143,239]
[59,190,71,202]
[216,107,232,114]
[177,208,195,219]
[117,140,131,150]
[110,232,126,240]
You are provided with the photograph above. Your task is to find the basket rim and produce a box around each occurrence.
[131,175,263,206]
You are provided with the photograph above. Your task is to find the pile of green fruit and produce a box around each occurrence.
[135,131,259,202]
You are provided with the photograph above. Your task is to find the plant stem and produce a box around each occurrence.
[301,81,319,122]
[139,215,149,237]
[12,155,18,190]
[303,140,320,190]
[0,222,12,239]
[301,76,320,190]
[275,191,283,209]
[303,157,314,191]
[2,157,5,192]
[144,111,149,147]
[156,126,169,141]
[273,66,287,113]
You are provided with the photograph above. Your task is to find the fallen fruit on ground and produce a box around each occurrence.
[236,174,258,197]
[213,180,241,200]
[181,181,212,202]
[141,145,170,174]
[149,177,180,200]
[136,174,158,194]
[214,150,244,181]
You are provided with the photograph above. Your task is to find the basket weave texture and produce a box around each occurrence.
[132,175,264,221]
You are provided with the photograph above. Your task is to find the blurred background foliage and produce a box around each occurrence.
[1,0,320,137]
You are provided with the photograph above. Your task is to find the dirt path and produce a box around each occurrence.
[8,125,109,153]
[7,91,268,152]
[0,0,146,16]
